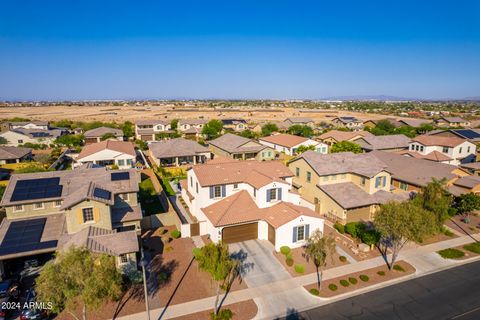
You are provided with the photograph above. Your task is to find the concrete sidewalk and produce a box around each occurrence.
[118,233,480,320]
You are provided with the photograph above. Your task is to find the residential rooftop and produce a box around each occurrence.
[208,133,267,153]
[259,133,310,148]
[149,138,209,158]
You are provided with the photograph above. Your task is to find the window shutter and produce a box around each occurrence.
[292,226,297,243]
[382,176,386,187]
[305,224,310,239]
[209,186,214,199]
[93,207,100,222]
[266,189,271,202]
[278,188,282,200]
[221,185,226,197]
[76,208,83,224]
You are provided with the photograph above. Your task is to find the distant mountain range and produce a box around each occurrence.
[318,95,480,102]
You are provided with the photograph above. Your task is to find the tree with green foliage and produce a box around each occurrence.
[296,145,316,154]
[0,137,7,144]
[394,126,416,138]
[261,123,278,136]
[288,125,314,138]
[202,120,224,140]
[36,247,123,320]
[416,123,435,134]
[55,134,84,147]
[375,201,436,269]
[170,119,179,130]
[303,230,336,289]
[331,141,363,154]
[371,119,396,135]
[122,121,134,138]
[456,192,480,219]
[100,132,117,141]
[413,178,452,230]
[239,129,256,139]
[34,153,52,166]
[193,242,238,317]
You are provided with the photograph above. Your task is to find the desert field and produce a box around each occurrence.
[0,105,403,124]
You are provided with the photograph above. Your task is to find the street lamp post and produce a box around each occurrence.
[139,248,151,320]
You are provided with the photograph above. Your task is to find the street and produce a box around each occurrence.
[285,260,480,320]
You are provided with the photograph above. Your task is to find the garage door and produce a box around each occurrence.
[268,224,276,246]
[222,223,258,244]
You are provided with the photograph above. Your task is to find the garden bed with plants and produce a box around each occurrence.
[445,214,480,236]
[273,245,349,277]
[328,222,382,261]
[437,242,480,260]
[304,260,415,298]
[419,226,458,245]
[169,299,258,320]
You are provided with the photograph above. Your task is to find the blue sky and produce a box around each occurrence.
[0,0,479,100]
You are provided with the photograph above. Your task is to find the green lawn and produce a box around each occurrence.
[139,178,164,216]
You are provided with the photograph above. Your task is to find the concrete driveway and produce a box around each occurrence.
[229,240,318,319]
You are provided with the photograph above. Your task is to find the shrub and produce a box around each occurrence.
[210,308,234,320]
[344,222,358,238]
[328,284,338,291]
[170,229,181,239]
[464,242,480,254]
[280,246,291,256]
[359,275,369,282]
[443,229,454,237]
[437,248,465,259]
[393,264,406,272]
[192,247,201,257]
[158,272,169,282]
[309,288,319,296]
[339,279,349,287]
[294,264,305,274]
[286,257,294,267]
[361,230,381,246]
[348,277,358,285]
[334,222,345,234]
[164,245,173,253]
[377,271,386,276]
[339,255,347,263]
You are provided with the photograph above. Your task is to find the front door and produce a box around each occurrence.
[314,197,321,213]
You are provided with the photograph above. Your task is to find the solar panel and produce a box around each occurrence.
[93,187,111,200]
[11,177,63,202]
[111,172,130,181]
[0,218,57,256]
[454,129,480,140]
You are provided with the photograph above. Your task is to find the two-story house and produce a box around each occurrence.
[221,119,248,132]
[134,120,172,141]
[434,117,471,128]
[177,119,207,139]
[83,127,124,145]
[180,160,324,251]
[289,151,408,223]
[208,133,275,161]
[74,140,137,169]
[407,135,476,165]
[259,133,327,156]
[331,117,364,130]
[282,117,315,128]
[0,167,142,278]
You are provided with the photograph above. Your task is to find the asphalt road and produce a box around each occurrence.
[281,260,480,320]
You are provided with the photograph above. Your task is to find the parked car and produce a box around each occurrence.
[0,279,21,320]
[20,288,48,320]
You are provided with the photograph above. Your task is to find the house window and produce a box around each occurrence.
[233,183,238,189]
[54,200,62,207]
[119,254,128,264]
[307,171,311,182]
[34,202,44,210]
[410,145,414,151]
[375,176,382,188]
[459,147,463,154]
[442,147,449,153]
[117,159,125,166]
[190,177,193,187]
[400,182,408,191]
[332,175,337,181]
[323,176,329,182]
[295,167,300,177]
[268,151,272,157]
[420,146,424,152]
[361,177,366,185]
[214,186,222,198]
[254,188,257,197]
[415,145,419,151]
[296,225,305,241]
[468,146,471,153]
[270,188,277,201]
[196,182,198,193]
[18,139,23,144]
[120,193,129,201]
[13,205,24,212]
[82,208,94,223]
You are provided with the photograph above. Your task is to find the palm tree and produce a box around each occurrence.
[303,230,336,290]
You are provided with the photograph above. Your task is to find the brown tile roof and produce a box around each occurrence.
[135,119,170,126]
[397,118,431,127]
[317,130,373,142]
[84,126,123,138]
[208,133,267,153]
[452,175,480,189]
[319,182,408,210]
[178,119,208,126]
[149,138,209,158]
[399,150,453,162]
[0,146,31,160]
[192,160,293,187]
[370,150,464,187]
[439,117,469,124]
[355,134,411,151]
[460,162,480,170]
[284,117,314,124]
[291,151,387,178]
[111,205,143,224]
[259,133,310,148]
[412,135,466,147]
[201,190,318,227]
[77,140,136,160]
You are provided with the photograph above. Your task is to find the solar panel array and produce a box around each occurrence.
[0,218,58,256]
[10,177,63,202]
[455,129,480,140]
[93,187,111,200]
[111,172,130,181]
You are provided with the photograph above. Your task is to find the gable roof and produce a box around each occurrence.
[77,140,136,160]
[333,116,362,124]
[399,150,453,162]
[284,117,314,124]
[355,134,411,151]
[317,130,372,142]
[291,151,387,178]
[149,138,209,158]
[397,118,431,127]
[452,175,480,189]
[438,117,469,124]
[83,127,123,138]
[208,133,266,153]
[178,119,207,126]
[135,119,170,126]
[259,133,311,148]
[412,135,467,147]
[0,146,31,160]
[192,159,293,187]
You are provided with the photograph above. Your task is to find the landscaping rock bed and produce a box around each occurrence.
[305,260,415,298]
[169,299,258,320]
